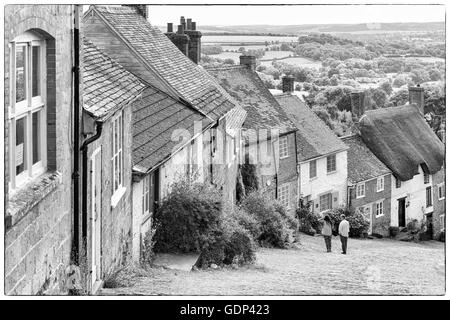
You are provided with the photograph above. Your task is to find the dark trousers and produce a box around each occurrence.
[324,236,332,252]
[340,235,348,254]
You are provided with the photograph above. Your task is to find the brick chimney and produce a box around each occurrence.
[123,4,148,19]
[282,75,295,93]
[240,55,256,71]
[409,84,425,114]
[165,22,190,56]
[184,19,202,64]
[351,91,365,117]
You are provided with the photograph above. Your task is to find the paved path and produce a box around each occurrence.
[101,235,445,296]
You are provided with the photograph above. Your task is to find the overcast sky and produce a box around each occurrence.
[145,4,445,26]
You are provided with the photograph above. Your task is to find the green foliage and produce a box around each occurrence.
[141,224,158,266]
[241,191,298,248]
[326,207,369,238]
[296,200,321,235]
[153,181,222,253]
[202,45,223,55]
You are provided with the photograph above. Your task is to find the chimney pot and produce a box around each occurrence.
[409,84,425,114]
[282,75,295,93]
[177,24,184,34]
[240,55,256,71]
[191,21,196,30]
[187,18,192,30]
[167,23,173,33]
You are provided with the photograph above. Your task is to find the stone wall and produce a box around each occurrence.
[4,5,78,295]
[432,168,445,240]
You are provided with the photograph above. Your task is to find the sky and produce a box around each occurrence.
[145,4,445,27]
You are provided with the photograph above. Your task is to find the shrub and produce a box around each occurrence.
[227,205,261,240]
[296,201,321,235]
[347,211,370,237]
[141,224,157,266]
[389,226,400,237]
[241,191,297,248]
[153,180,222,253]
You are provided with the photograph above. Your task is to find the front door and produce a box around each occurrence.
[90,147,102,291]
[398,198,406,228]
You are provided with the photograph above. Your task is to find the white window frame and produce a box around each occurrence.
[439,214,444,228]
[111,111,125,207]
[277,183,290,208]
[326,154,336,173]
[375,200,384,217]
[8,32,47,195]
[356,182,365,199]
[425,186,433,208]
[376,176,384,192]
[309,159,317,179]
[279,135,289,159]
[142,174,150,216]
[438,183,445,200]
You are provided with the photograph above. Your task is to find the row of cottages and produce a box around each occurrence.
[82,4,246,285]
[341,88,445,238]
[206,57,299,213]
[273,78,349,214]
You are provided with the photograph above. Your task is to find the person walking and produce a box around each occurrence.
[338,214,350,254]
[321,215,333,253]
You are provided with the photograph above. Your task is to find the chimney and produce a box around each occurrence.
[184,18,202,64]
[409,84,425,114]
[240,55,256,71]
[167,23,173,33]
[282,75,295,93]
[165,21,190,56]
[351,91,365,117]
[123,4,148,19]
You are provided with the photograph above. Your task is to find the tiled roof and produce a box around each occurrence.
[83,39,144,119]
[341,135,391,183]
[132,86,213,173]
[274,93,348,162]
[207,65,296,135]
[359,104,445,181]
[91,5,242,121]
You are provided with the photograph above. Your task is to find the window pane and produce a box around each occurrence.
[32,111,41,164]
[32,46,41,97]
[16,46,27,103]
[15,117,27,175]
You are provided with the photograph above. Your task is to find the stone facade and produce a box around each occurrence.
[4,5,80,295]
[348,174,392,236]
[432,168,445,239]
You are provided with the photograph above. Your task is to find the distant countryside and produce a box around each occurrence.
[197,21,445,137]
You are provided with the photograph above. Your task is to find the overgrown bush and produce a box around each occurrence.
[241,191,297,248]
[141,224,158,266]
[154,180,256,268]
[296,200,321,235]
[153,181,222,253]
[327,207,369,237]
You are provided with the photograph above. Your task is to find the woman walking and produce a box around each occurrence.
[322,215,333,253]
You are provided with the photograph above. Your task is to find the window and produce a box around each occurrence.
[278,184,290,208]
[8,32,46,191]
[438,184,445,200]
[356,183,365,198]
[309,159,317,179]
[142,173,156,216]
[326,154,336,173]
[376,200,384,217]
[279,135,289,158]
[424,172,430,184]
[395,178,401,188]
[111,111,124,201]
[319,193,332,212]
[376,176,384,192]
[439,214,445,228]
[426,186,432,208]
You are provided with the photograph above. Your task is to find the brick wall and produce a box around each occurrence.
[278,132,299,213]
[349,174,392,236]
[4,5,78,295]
[432,168,445,239]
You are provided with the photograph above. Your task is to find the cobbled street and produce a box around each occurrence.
[101,235,445,296]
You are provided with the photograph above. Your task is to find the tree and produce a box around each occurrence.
[379,81,393,96]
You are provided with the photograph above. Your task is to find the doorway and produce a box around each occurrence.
[398,198,406,228]
[90,147,102,292]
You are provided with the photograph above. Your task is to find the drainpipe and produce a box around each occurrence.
[80,121,103,258]
[72,5,81,265]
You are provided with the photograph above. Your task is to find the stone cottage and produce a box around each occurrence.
[4,4,82,295]
[341,135,392,236]
[82,39,145,292]
[207,57,299,213]
[274,78,348,214]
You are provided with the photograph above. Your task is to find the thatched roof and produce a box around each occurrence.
[359,105,444,181]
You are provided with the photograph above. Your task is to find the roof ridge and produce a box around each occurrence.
[205,65,246,72]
